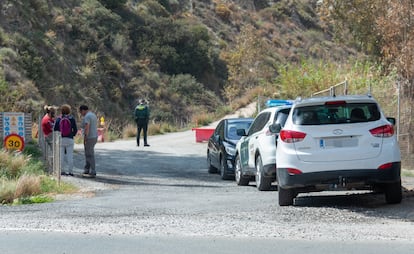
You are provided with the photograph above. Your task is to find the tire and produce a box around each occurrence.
[220,157,233,180]
[207,152,218,174]
[384,180,402,204]
[255,155,271,191]
[235,155,249,186]
[278,187,296,206]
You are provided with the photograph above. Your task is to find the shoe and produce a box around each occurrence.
[83,169,90,174]
[89,171,96,178]
[61,172,67,176]
[68,172,74,176]
[144,144,150,147]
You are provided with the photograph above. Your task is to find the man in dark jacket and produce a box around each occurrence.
[134,99,150,147]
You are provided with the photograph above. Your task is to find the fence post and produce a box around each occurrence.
[397,81,401,140]
[52,131,61,184]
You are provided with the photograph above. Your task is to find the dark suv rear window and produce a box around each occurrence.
[293,102,380,125]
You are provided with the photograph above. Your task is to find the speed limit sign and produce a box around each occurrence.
[4,134,25,151]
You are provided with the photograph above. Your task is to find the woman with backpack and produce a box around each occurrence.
[54,104,78,176]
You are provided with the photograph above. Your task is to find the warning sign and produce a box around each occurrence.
[2,112,25,140]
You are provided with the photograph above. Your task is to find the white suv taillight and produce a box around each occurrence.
[369,124,394,137]
[279,130,306,143]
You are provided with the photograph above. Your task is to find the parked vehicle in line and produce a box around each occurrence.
[273,95,402,206]
[234,100,292,190]
[207,118,254,180]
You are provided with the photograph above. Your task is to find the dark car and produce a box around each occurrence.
[207,118,254,180]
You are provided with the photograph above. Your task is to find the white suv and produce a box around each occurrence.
[235,100,292,190]
[274,95,402,206]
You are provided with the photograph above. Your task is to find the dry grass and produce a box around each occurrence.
[8,154,28,178]
[0,150,29,178]
[0,178,16,204]
[122,123,136,139]
[15,174,41,198]
[0,150,10,168]
[192,112,214,127]
[122,122,178,138]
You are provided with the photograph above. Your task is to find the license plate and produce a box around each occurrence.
[320,136,358,149]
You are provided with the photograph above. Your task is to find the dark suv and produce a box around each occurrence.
[207,118,253,180]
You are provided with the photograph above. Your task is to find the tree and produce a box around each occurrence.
[319,0,414,164]
[317,0,387,56]
[222,25,272,103]
[376,0,414,94]
[318,0,414,94]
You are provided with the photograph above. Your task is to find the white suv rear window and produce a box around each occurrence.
[293,102,380,125]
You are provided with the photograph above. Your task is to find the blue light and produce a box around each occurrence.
[266,99,293,107]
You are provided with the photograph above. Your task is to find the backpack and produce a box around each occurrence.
[60,116,72,137]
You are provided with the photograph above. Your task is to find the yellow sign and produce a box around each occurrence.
[4,134,25,151]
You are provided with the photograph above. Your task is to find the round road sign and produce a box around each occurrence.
[4,134,25,151]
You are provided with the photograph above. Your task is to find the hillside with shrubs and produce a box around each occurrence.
[1,0,413,164]
[0,0,360,129]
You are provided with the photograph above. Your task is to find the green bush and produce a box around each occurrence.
[22,141,42,159]
[98,0,127,9]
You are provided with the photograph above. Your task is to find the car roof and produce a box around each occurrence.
[259,104,292,113]
[293,94,377,107]
[223,117,254,123]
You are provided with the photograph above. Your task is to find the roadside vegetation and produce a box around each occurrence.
[0,142,77,205]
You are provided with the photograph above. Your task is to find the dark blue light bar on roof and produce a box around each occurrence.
[266,99,293,107]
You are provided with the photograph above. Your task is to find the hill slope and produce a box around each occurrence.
[0,0,358,130]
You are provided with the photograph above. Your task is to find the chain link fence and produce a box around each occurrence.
[38,115,62,183]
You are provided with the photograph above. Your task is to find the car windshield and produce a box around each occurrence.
[293,102,381,125]
[227,121,252,140]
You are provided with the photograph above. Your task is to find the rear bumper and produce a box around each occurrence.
[277,162,401,190]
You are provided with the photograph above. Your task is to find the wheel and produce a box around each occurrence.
[220,157,233,180]
[255,155,271,191]
[207,152,218,174]
[278,187,296,206]
[235,155,249,186]
[384,180,402,204]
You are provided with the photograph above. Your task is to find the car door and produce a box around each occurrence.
[273,108,290,146]
[239,112,270,171]
[210,121,224,168]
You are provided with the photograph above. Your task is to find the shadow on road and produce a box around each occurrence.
[292,189,414,221]
[73,145,229,188]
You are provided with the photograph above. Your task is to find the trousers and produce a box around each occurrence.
[136,119,148,145]
[84,137,97,173]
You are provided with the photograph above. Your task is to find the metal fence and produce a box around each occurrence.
[38,116,62,183]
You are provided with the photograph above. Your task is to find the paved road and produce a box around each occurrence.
[1,129,414,253]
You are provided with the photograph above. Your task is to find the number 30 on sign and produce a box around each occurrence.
[4,134,25,151]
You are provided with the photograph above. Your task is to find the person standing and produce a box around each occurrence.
[79,105,98,177]
[41,105,55,173]
[134,99,150,147]
[54,104,78,176]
